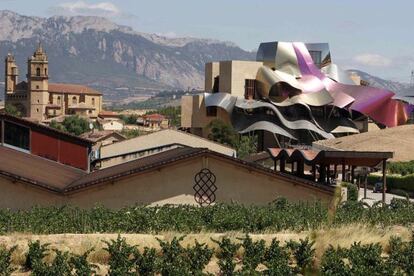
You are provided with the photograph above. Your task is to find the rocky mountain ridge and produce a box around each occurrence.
[0,10,254,92]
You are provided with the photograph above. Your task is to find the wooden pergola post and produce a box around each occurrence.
[326,165,330,184]
[320,165,326,183]
[312,164,316,181]
[351,166,355,184]
[280,158,285,172]
[364,173,367,199]
[382,159,387,204]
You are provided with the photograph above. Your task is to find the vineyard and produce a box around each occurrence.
[0,199,414,234]
[1,233,414,275]
[1,198,414,274]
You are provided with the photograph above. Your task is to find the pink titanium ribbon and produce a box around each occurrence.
[292,42,412,127]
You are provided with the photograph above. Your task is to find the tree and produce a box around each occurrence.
[4,104,21,117]
[49,116,89,136]
[236,135,258,159]
[207,119,237,146]
[207,119,258,158]
[119,114,138,125]
[146,106,181,127]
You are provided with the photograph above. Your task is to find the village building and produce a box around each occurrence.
[4,44,103,122]
[137,113,169,130]
[97,119,124,131]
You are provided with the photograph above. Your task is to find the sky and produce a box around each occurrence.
[1,0,414,82]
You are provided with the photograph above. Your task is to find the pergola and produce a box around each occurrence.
[267,148,394,203]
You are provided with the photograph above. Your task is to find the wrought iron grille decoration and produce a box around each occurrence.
[193,168,217,206]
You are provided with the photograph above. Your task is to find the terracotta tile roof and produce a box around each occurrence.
[49,83,102,95]
[0,146,86,192]
[80,130,126,143]
[143,113,165,121]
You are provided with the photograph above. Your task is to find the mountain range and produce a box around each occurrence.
[0,10,254,99]
[0,10,411,102]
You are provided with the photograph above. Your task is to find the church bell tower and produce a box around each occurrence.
[27,43,49,120]
[5,53,18,95]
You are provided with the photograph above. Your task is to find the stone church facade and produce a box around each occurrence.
[4,44,102,121]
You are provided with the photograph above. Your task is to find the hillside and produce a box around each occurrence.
[0,10,255,99]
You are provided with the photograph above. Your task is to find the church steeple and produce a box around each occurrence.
[27,43,49,120]
[5,53,18,94]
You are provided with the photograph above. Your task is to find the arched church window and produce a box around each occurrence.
[36,68,40,76]
[72,96,77,105]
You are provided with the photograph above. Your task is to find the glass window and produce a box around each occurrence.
[4,121,30,151]
[309,51,322,68]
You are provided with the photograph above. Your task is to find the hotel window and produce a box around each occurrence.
[72,96,77,105]
[36,68,41,76]
[4,121,30,151]
[206,106,217,117]
[212,76,219,93]
[309,51,322,68]
[244,79,256,100]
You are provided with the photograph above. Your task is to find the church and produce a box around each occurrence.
[4,44,103,121]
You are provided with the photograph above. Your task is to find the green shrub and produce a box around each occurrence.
[0,245,16,276]
[347,242,389,275]
[32,249,71,276]
[320,245,350,276]
[367,174,414,193]
[342,182,358,201]
[388,161,414,176]
[186,240,213,274]
[24,240,50,271]
[70,248,98,276]
[135,247,157,276]
[157,236,190,275]
[103,235,137,276]
[213,237,240,275]
[286,237,315,273]
[263,239,293,275]
[387,234,414,274]
[239,234,265,273]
